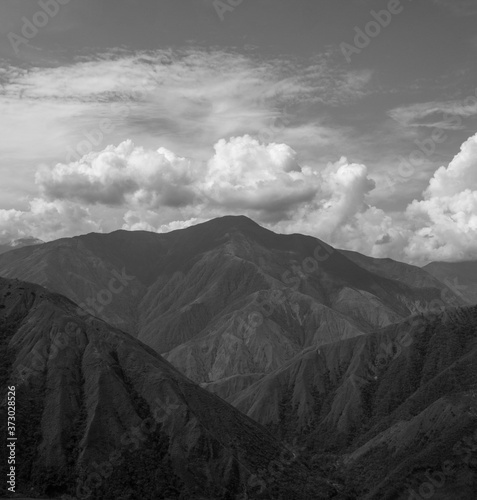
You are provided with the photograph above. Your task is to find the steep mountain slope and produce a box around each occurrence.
[230,305,477,498]
[0,216,464,393]
[167,289,364,388]
[0,277,336,499]
[424,260,477,304]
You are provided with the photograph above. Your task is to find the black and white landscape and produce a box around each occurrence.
[1,1,477,499]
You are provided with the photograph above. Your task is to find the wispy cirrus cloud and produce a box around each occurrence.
[0,48,372,208]
[0,49,371,133]
[388,98,477,129]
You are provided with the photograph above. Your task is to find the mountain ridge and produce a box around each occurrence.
[0,216,468,398]
[0,276,337,499]
[228,304,477,498]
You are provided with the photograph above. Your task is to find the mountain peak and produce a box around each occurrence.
[193,214,263,232]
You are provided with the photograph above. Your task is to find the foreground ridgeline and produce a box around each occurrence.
[232,304,477,498]
[0,277,337,499]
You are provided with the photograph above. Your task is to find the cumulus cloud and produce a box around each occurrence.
[2,131,477,265]
[33,134,379,235]
[404,134,477,261]
[0,49,371,208]
[424,134,477,198]
[375,234,392,245]
[0,135,379,247]
[36,140,199,208]
[0,199,100,243]
[346,133,477,263]
[202,136,313,213]
[329,133,477,263]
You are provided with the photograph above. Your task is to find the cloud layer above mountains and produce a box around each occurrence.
[1,48,477,264]
[406,133,477,261]
[1,131,477,265]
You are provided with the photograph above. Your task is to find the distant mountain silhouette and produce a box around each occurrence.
[340,249,456,290]
[424,260,477,304]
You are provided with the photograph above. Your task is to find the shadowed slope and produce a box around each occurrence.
[230,304,477,498]
[340,249,457,291]
[0,277,336,499]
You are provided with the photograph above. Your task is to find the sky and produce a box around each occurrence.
[0,0,477,264]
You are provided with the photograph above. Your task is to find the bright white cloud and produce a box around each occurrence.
[36,140,199,208]
[0,198,100,243]
[33,135,376,227]
[2,47,477,264]
[271,156,380,246]
[202,135,314,213]
[424,134,477,198]
[0,135,378,247]
[2,132,477,264]
[404,133,477,262]
[0,49,369,205]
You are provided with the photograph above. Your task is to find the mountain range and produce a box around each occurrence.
[0,217,470,394]
[231,305,477,498]
[0,216,476,498]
